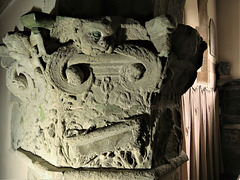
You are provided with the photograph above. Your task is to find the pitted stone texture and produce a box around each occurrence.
[17,148,187,180]
[0,12,206,172]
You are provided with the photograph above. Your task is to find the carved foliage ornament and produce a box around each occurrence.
[0,12,206,170]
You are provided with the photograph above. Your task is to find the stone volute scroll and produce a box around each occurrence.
[0,11,207,179]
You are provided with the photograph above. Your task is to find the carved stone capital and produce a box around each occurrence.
[0,11,206,178]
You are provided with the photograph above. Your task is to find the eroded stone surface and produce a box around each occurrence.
[0,12,206,173]
[17,148,187,180]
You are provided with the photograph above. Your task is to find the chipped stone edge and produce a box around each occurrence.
[16,148,188,180]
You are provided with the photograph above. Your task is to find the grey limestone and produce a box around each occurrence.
[0,11,206,179]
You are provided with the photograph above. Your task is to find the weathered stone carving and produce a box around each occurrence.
[217,62,231,77]
[0,11,206,178]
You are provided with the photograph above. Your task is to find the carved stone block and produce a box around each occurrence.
[0,11,206,178]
